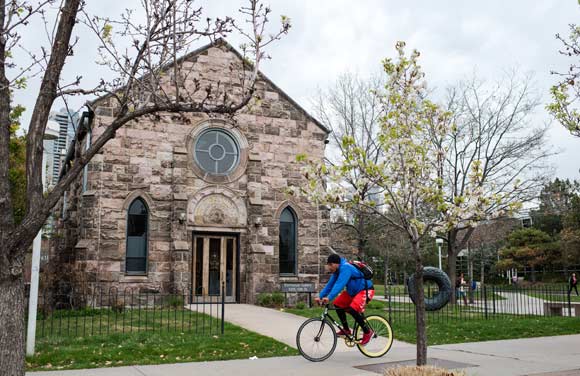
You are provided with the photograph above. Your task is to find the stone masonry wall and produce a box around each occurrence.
[58,42,329,302]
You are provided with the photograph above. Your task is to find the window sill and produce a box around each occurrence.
[123,275,148,281]
[279,275,299,282]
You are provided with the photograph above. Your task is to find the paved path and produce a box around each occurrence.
[378,291,556,316]
[186,303,414,352]
[28,304,580,376]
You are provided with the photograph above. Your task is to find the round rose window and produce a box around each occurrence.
[194,129,240,175]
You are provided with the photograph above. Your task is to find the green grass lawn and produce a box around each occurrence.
[27,309,297,371]
[286,300,580,345]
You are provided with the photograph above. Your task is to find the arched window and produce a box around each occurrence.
[126,198,148,274]
[279,207,297,275]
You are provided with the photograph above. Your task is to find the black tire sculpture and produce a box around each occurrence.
[407,267,452,311]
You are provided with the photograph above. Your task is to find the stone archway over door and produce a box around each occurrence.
[192,234,237,303]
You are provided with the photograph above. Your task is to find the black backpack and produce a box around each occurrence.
[349,260,374,303]
[350,260,374,280]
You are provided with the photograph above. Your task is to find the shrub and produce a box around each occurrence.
[257,293,273,307]
[271,292,285,307]
[110,298,125,313]
[256,292,286,308]
[295,302,306,310]
[384,366,466,376]
[165,295,185,308]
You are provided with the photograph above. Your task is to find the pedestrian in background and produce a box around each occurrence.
[455,273,468,305]
[569,272,579,296]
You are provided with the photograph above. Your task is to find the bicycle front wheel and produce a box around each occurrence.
[355,315,394,358]
[296,318,337,362]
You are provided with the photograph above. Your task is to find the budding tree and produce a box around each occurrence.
[0,0,288,374]
[441,73,552,299]
[297,42,488,366]
[549,18,580,136]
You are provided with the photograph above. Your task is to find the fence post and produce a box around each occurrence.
[387,283,392,323]
[221,281,225,335]
[492,285,496,316]
[567,285,572,317]
[483,284,488,320]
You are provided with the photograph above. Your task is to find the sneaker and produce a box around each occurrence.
[359,330,374,346]
[336,328,352,337]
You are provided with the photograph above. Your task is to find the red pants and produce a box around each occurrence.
[333,289,375,313]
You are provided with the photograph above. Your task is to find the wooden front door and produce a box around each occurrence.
[192,235,237,301]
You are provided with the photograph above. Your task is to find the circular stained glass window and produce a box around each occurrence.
[194,129,240,175]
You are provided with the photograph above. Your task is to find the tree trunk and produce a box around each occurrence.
[467,245,474,304]
[411,240,427,366]
[447,230,458,304]
[0,275,25,376]
[357,211,366,259]
[447,227,475,305]
[480,247,485,285]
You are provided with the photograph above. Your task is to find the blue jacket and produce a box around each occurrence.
[319,258,373,301]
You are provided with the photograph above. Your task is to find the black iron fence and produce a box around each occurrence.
[26,284,226,340]
[382,283,580,324]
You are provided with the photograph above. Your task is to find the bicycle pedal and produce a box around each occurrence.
[344,338,356,348]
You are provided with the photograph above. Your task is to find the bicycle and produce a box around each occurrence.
[296,304,394,362]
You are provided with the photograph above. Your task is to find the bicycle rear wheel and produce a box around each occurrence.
[354,315,394,358]
[296,318,337,362]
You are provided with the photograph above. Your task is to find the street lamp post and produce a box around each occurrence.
[435,237,444,270]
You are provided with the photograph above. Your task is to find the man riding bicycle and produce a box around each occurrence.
[314,254,375,345]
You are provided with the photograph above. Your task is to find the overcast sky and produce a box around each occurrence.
[14,0,580,180]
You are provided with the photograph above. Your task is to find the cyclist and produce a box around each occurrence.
[314,253,375,345]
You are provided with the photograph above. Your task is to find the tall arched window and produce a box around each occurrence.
[126,198,148,274]
[279,207,297,275]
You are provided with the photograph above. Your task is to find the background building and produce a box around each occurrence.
[47,109,78,187]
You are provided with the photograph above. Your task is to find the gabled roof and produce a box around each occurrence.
[184,38,329,134]
[94,38,329,135]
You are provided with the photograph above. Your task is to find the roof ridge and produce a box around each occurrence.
[93,38,329,134]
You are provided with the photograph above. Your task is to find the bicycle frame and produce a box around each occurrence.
[318,304,361,343]
[297,303,394,361]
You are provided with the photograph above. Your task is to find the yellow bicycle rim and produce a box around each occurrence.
[356,315,394,358]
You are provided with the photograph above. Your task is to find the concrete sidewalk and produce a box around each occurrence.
[186,303,414,353]
[28,304,580,376]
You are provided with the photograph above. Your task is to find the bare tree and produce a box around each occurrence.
[441,72,553,300]
[312,72,386,258]
[0,1,288,373]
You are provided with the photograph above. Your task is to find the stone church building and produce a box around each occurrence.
[54,40,333,304]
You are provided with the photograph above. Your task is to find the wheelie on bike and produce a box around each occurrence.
[296,254,394,361]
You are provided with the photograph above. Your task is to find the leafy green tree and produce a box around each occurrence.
[531,178,579,235]
[497,228,555,281]
[560,195,580,268]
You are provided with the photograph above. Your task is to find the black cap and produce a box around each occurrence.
[327,253,341,265]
